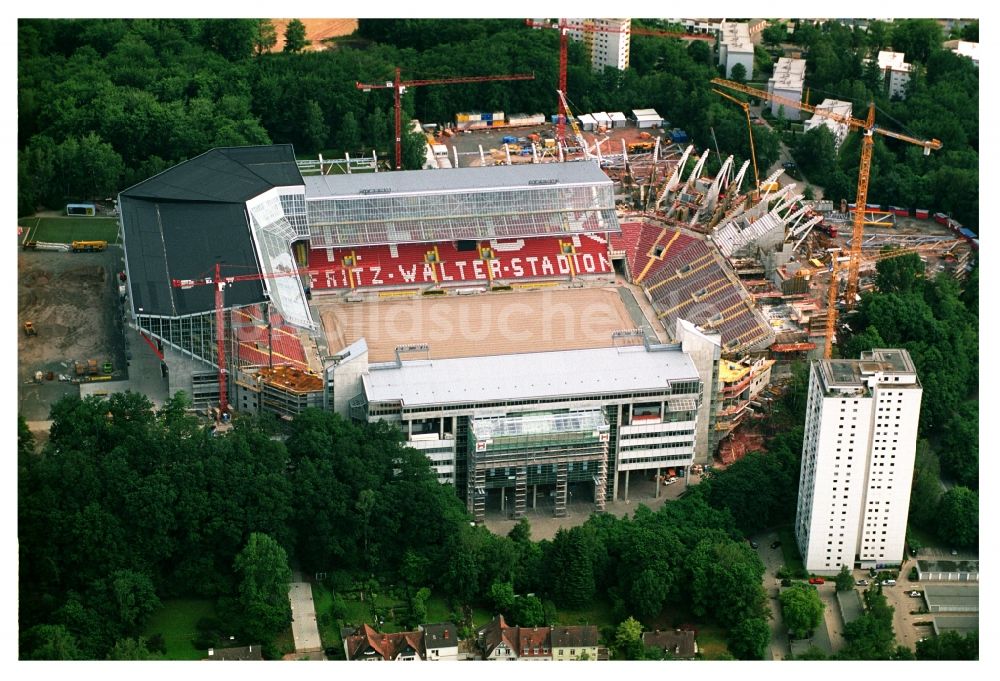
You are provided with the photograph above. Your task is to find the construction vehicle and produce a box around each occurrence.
[356,68,534,170]
[71,240,107,252]
[711,78,942,359]
[627,141,656,153]
[23,321,37,336]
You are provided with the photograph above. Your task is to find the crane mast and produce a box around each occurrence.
[711,78,942,358]
[357,68,534,170]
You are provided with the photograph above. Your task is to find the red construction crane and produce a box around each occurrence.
[525,19,714,144]
[170,263,311,415]
[356,67,535,170]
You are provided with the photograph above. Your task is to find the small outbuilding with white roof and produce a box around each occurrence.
[631,108,663,128]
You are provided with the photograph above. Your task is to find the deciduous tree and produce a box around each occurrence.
[780,583,824,639]
[283,19,308,53]
[727,617,771,660]
[233,533,292,642]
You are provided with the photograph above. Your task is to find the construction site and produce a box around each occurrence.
[18,247,130,422]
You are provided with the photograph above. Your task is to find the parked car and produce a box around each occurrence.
[808,577,825,585]
[881,579,896,586]
[909,591,923,598]
[783,161,797,170]
[856,579,869,586]
[749,540,759,549]
[771,540,782,549]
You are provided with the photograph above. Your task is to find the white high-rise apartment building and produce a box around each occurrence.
[873,51,912,99]
[795,349,922,575]
[565,18,631,71]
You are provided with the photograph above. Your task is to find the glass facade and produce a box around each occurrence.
[247,192,315,330]
[280,192,309,238]
[306,184,618,248]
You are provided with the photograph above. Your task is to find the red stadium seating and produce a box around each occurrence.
[616,220,772,353]
[232,306,308,369]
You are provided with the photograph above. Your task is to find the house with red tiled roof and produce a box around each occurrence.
[517,626,552,660]
[341,623,425,661]
[477,615,519,660]
[477,615,599,661]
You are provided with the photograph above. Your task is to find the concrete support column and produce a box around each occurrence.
[625,469,630,502]
[655,466,661,498]
[533,484,537,509]
[500,487,505,512]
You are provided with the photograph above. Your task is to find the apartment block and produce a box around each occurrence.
[795,349,922,574]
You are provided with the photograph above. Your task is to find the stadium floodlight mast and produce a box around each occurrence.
[356,67,535,170]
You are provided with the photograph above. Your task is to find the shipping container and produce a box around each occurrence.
[915,209,929,219]
[934,212,949,225]
[959,227,977,239]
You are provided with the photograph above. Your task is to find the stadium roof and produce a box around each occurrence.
[304,161,611,199]
[119,145,303,318]
[363,344,699,407]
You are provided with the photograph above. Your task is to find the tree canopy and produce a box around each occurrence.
[780,583,824,639]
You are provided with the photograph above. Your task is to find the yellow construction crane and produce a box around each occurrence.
[802,243,960,358]
[712,88,760,199]
[556,89,590,158]
[711,77,942,357]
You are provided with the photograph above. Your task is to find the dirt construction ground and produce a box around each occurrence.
[18,248,129,421]
[318,287,636,362]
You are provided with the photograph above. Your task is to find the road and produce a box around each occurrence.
[288,571,323,655]
[752,530,789,659]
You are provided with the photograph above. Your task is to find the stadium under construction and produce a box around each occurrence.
[117,137,971,518]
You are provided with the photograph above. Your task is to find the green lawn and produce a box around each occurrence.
[143,598,217,660]
[19,216,120,244]
[694,624,731,660]
[550,598,616,629]
[311,583,340,649]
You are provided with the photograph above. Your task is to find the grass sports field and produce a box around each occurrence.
[19,216,120,244]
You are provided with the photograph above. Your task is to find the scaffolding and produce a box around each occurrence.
[466,411,609,522]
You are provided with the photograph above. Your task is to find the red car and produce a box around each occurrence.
[808,577,825,585]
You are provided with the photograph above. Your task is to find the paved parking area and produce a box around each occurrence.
[483,473,700,540]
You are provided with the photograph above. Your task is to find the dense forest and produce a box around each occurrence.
[18,377,814,660]
[17,17,780,215]
[18,18,977,224]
